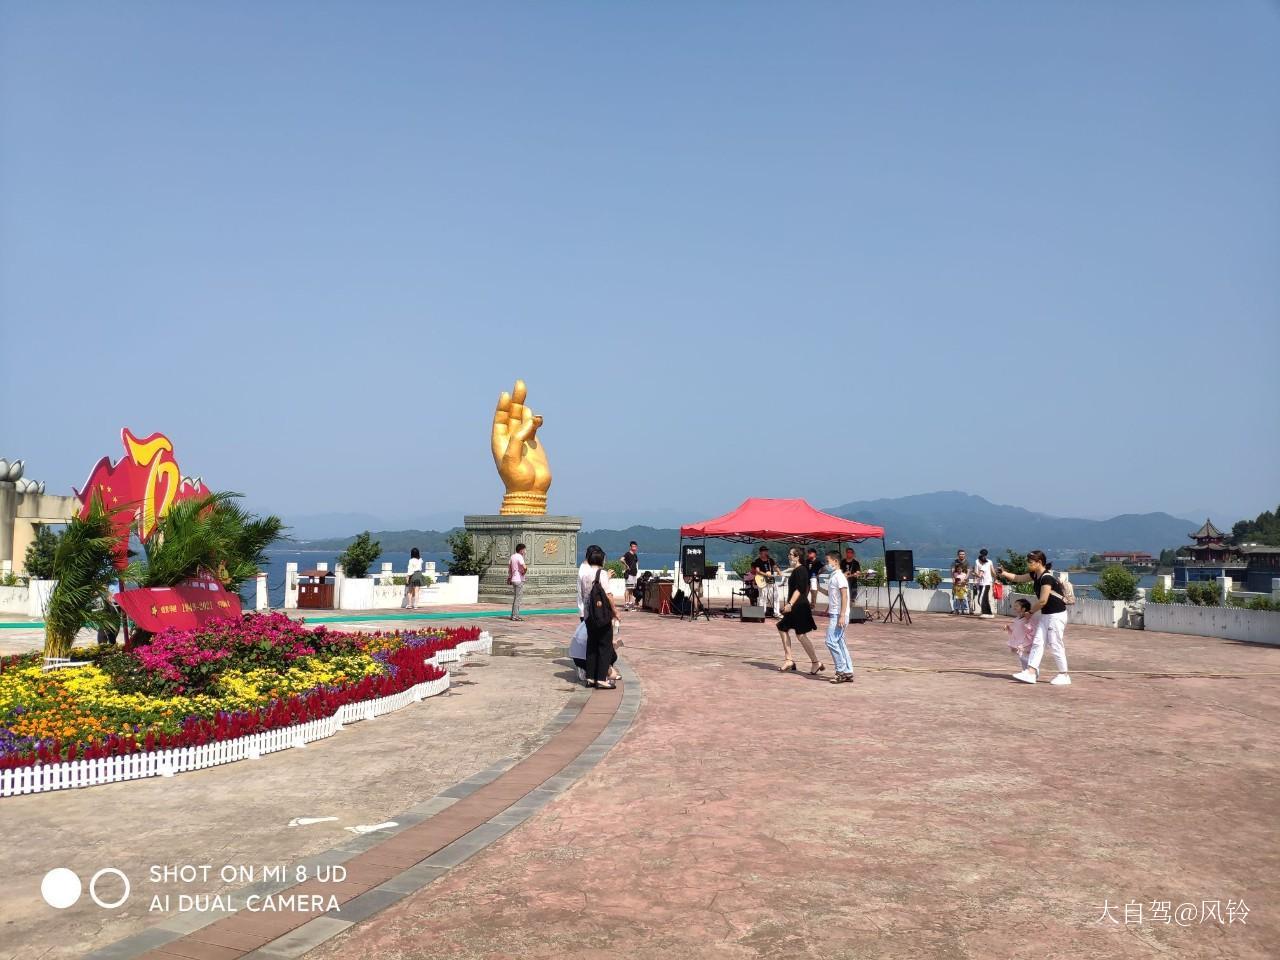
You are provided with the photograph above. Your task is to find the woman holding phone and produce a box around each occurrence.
[999,549,1071,686]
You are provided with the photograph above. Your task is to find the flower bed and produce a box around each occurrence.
[0,613,485,775]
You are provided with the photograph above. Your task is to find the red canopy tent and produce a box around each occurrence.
[680,498,884,544]
[674,499,888,621]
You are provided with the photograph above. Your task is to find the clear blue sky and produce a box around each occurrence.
[2,1,1277,528]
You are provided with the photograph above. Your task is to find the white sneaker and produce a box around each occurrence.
[576,667,587,685]
[1050,674,1072,686]
[1012,669,1038,684]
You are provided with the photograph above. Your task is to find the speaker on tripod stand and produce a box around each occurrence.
[680,543,711,622]
[881,549,914,624]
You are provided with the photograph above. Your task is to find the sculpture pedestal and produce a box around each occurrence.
[464,514,582,605]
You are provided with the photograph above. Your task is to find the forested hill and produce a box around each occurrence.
[294,492,1212,557]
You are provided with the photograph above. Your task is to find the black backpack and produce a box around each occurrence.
[586,569,613,629]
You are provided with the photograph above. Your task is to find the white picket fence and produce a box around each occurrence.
[0,631,491,798]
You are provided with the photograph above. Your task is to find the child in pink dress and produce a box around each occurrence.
[1006,598,1036,670]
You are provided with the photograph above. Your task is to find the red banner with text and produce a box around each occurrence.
[116,581,243,633]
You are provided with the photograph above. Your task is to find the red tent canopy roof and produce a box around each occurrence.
[680,498,885,544]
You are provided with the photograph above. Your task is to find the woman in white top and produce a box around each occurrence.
[973,548,996,618]
[578,544,621,689]
[403,547,425,610]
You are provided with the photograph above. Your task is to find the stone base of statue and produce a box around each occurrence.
[464,514,582,605]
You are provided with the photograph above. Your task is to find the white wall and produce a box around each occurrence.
[0,584,28,616]
[1145,603,1280,646]
[340,574,480,610]
[0,579,54,617]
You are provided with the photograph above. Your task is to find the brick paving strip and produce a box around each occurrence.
[84,663,640,960]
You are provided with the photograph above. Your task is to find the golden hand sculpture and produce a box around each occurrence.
[491,379,552,515]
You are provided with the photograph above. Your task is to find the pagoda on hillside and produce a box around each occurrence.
[1174,519,1246,587]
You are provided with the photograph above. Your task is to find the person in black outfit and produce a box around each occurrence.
[806,547,823,606]
[777,547,824,675]
[751,546,781,616]
[620,541,640,610]
[842,547,862,603]
[578,544,621,689]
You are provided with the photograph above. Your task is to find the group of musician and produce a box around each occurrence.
[743,544,862,615]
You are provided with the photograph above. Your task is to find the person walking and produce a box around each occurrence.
[403,547,425,609]
[824,550,854,684]
[973,548,997,618]
[508,543,527,621]
[621,540,639,611]
[999,549,1071,686]
[777,547,825,675]
[578,544,621,689]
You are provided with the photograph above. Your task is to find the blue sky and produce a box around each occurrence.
[2,1,1277,529]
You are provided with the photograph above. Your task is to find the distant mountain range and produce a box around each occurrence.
[825,491,1201,555]
[290,491,1210,558]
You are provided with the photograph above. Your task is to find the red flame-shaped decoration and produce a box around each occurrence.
[74,429,211,568]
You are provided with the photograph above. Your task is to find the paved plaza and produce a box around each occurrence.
[314,610,1279,960]
[4,609,1277,959]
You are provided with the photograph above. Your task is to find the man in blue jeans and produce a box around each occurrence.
[824,550,854,684]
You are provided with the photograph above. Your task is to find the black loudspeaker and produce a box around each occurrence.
[885,550,914,583]
[681,543,706,579]
[849,607,869,624]
[741,606,766,623]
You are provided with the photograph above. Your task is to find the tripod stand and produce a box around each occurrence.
[681,574,712,622]
[881,579,912,624]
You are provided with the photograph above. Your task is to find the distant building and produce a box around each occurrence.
[1238,544,1280,593]
[1098,551,1156,566]
[1171,519,1280,591]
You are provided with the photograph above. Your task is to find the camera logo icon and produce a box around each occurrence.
[41,868,130,909]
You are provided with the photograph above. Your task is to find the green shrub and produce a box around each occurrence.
[337,531,382,579]
[24,524,60,580]
[446,530,494,576]
[390,574,435,587]
[1243,595,1278,611]
[1096,565,1139,601]
[1000,550,1028,576]
[605,559,626,579]
[730,554,754,578]
[1185,581,1220,607]
[1148,583,1177,604]
[915,568,942,590]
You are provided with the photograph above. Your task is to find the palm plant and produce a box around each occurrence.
[207,497,286,592]
[43,495,123,659]
[127,491,284,592]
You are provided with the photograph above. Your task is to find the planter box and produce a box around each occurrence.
[338,577,375,610]
[0,584,29,616]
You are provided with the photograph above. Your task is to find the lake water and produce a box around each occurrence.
[251,548,1153,608]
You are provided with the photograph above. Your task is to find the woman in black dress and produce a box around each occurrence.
[776,547,825,675]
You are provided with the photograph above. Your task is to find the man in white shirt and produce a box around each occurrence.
[824,550,854,684]
[974,548,997,618]
[508,543,527,621]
